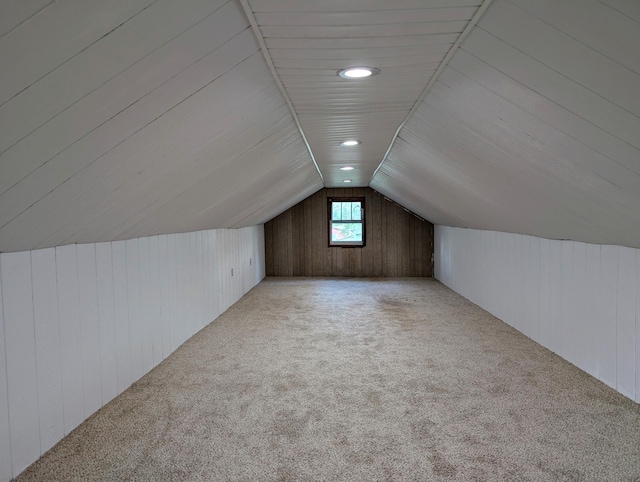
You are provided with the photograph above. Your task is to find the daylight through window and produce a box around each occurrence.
[328,197,365,247]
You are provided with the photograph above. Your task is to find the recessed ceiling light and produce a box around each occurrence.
[343,179,352,183]
[340,140,360,147]
[337,67,380,79]
[340,166,355,171]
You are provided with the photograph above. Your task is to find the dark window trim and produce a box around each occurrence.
[328,197,366,248]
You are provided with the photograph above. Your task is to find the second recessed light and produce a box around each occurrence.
[340,140,360,147]
[340,166,355,171]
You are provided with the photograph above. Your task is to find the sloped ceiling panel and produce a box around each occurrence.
[248,0,484,186]
[372,0,640,248]
[0,0,322,252]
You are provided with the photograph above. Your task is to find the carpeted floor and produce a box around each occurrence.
[16,278,640,481]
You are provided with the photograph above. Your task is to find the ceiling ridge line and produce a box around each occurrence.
[369,0,494,184]
[239,0,324,184]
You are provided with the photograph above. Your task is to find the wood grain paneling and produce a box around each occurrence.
[265,188,433,277]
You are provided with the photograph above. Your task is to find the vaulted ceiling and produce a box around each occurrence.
[1,0,639,252]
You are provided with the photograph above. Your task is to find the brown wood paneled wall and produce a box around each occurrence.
[265,187,433,277]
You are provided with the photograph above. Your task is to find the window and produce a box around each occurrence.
[328,197,365,247]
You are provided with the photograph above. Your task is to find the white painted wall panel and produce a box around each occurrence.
[175,233,188,347]
[95,242,118,405]
[584,244,601,379]
[528,236,540,343]
[56,244,85,434]
[547,240,563,357]
[166,234,179,354]
[31,248,64,454]
[0,256,12,481]
[0,252,39,475]
[637,250,640,403]
[137,237,153,373]
[599,245,619,389]
[148,236,163,366]
[572,242,588,372]
[125,239,143,382]
[435,226,639,402]
[158,234,171,360]
[0,226,265,481]
[76,244,102,418]
[538,237,551,349]
[111,240,131,394]
[616,246,636,399]
[560,241,575,365]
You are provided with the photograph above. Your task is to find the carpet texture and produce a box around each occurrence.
[16,278,640,481]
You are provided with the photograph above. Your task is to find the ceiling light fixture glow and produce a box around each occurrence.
[340,140,360,147]
[337,67,380,79]
[343,179,352,183]
[340,166,355,171]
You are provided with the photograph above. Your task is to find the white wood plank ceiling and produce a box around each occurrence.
[1,0,640,251]
[243,0,487,186]
[371,0,640,248]
[0,0,323,252]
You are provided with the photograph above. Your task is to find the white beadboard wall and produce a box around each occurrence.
[434,225,639,404]
[0,225,265,481]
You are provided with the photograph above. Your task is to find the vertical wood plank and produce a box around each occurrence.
[503,233,516,328]
[312,190,323,276]
[167,234,179,353]
[373,190,383,276]
[512,235,526,334]
[148,236,162,365]
[111,240,131,394]
[1,252,40,475]
[380,193,388,276]
[538,238,551,348]
[529,236,540,343]
[572,241,588,371]
[56,244,85,434]
[201,231,211,324]
[284,210,293,276]
[323,190,332,276]
[616,246,636,399]
[291,204,301,276]
[387,201,398,276]
[158,235,171,359]
[547,239,562,355]
[413,217,422,277]
[303,197,313,275]
[31,248,64,454]
[76,243,102,417]
[402,211,412,276]
[211,230,220,315]
[584,243,601,378]
[95,242,118,405]
[264,219,274,276]
[137,237,153,373]
[125,238,143,382]
[196,231,205,327]
[360,190,372,276]
[560,240,575,364]
[0,256,13,481]
[600,245,618,389]
[636,249,640,403]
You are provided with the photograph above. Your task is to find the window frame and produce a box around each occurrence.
[327,197,366,248]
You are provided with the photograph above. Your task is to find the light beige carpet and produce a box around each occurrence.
[16,278,640,481]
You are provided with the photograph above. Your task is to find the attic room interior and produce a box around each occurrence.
[0,0,639,480]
